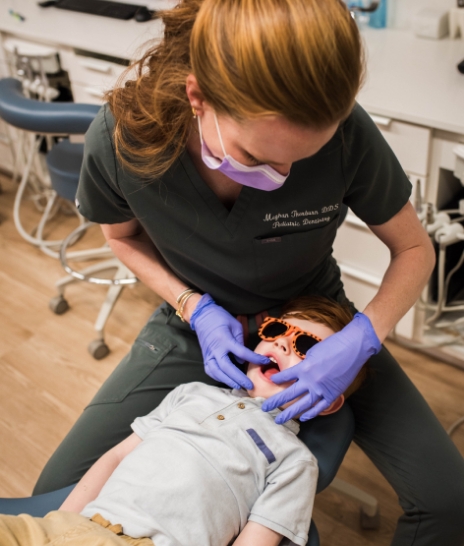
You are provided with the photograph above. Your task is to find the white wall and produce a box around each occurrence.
[390,0,455,29]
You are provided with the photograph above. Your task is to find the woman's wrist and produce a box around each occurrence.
[182,292,203,323]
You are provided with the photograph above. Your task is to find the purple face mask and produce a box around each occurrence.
[197,113,289,191]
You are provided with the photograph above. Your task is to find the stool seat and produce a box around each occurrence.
[46,140,84,202]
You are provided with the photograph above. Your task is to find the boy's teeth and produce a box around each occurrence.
[269,357,277,363]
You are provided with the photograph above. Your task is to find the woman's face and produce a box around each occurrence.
[246,317,335,400]
[199,106,339,176]
[187,74,339,175]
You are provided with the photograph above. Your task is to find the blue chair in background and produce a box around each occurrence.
[0,77,138,359]
[0,402,379,545]
[0,77,96,256]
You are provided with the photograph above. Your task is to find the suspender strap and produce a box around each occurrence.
[236,314,249,345]
[235,310,269,346]
[255,310,269,329]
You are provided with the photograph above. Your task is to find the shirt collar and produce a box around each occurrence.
[232,389,300,435]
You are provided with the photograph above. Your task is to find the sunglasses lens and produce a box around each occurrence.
[261,321,288,338]
[295,335,319,356]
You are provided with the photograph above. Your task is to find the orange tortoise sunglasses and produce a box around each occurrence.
[257,317,322,359]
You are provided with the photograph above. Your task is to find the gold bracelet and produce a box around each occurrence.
[176,289,196,311]
[176,292,197,322]
[176,288,195,304]
[176,290,198,322]
[181,291,197,316]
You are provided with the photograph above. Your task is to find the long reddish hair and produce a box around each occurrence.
[107,0,364,179]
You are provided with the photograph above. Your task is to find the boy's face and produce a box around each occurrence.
[246,317,335,402]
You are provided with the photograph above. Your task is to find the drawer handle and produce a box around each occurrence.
[453,145,464,160]
[339,264,382,288]
[369,114,392,128]
[78,59,112,74]
[84,87,105,98]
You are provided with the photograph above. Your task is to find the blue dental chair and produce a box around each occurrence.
[0,402,379,546]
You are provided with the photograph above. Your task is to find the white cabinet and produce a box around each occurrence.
[333,116,432,339]
[59,49,129,105]
[333,214,390,278]
[373,115,431,176]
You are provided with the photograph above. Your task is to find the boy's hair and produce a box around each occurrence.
[280,295,367,398]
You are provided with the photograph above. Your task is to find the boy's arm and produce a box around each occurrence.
[59,432,142,513]
[232,521,282,546]
[246,458,318,546]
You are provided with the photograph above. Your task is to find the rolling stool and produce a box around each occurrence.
[0,77,138,359]
[0,402,379,545]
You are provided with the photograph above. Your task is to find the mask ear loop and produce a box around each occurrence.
[197,114,204,145]
[213,112,228,157]
[197,112,227,160]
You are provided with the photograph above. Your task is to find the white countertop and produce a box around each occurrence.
[358,29,464,134]
[0,0,168,60]
[2,5,464,135]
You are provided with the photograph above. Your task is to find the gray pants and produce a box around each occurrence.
[34,303,464,546]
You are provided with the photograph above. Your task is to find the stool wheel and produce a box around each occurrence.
[49,296,70,315]
[88,339,110,360]
[360,505,380,530]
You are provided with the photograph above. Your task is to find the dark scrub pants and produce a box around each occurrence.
[34,103,464,545]
[34,303,464,546]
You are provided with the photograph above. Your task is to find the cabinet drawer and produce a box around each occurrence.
[339,267,415,339]
[60,49,127,90]
[370,114,431,176]
[333,215,390,279]
[70,83,106,105]
[340,266,379,311]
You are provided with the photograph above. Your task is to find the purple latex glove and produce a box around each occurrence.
[190,294,270,390]
[262,312,381,424]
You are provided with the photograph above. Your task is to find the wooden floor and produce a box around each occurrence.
[1,172,464,545]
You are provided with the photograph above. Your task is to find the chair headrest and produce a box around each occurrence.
[0,78,100,134]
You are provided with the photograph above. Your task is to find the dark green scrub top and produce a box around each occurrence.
[75,103,411,315]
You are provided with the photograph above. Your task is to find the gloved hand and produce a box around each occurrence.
[261,312,381,424]
[190,294,270,390]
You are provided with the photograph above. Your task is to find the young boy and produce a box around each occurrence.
[0,296,366,546]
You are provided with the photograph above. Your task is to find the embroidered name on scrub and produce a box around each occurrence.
[263,205,338,229]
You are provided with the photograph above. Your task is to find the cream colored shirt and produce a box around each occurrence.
[81,382,318,546]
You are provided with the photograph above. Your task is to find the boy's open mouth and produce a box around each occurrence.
[260,356,280,381]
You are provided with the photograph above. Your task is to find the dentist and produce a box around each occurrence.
[35,0,464,544]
